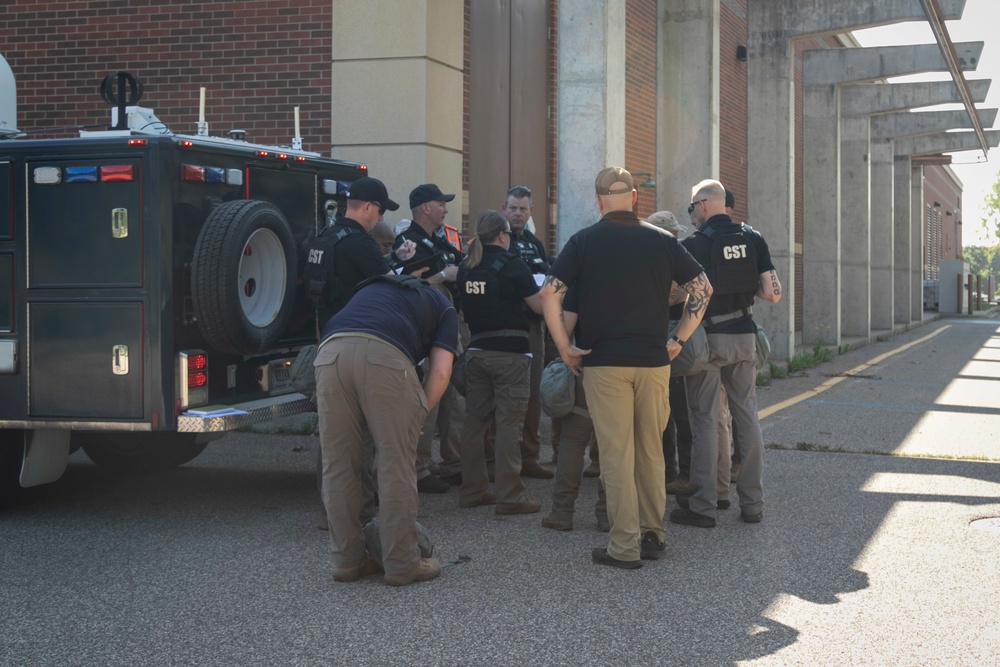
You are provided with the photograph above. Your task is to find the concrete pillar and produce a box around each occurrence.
[657,0,720,223]
[554,2,627,245]
[871,108,997,330]
[329,0,464,225]
[746,2,796,361]
[910,165,924,321]
[869,140,895,333]
[802,84,840,346]
[893,156,913,325]
[839,106,872,341]
[896,130,1000,320]
[555,0,626,246]
[802,43,986,342]
[748,0,969,359]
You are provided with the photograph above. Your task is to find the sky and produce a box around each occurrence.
[853,0,1000,247]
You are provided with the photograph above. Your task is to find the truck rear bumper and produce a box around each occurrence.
[177,392,315,433]
[0,392,314,433]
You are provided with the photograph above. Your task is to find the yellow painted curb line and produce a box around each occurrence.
[758,325,952,420]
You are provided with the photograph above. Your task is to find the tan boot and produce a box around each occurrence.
[333,554,382,583]
[496,499,541,515]
[665,477,690,495]
[384,558,441,586]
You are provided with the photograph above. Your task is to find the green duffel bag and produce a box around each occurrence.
[667,320,710,376]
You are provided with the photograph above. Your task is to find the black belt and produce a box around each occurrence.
[705,306,752,327]
[469,329,529,342]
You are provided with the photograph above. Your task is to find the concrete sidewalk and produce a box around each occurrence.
[3,311,999,666]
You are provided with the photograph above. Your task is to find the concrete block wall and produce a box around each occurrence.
[1,1,332,149]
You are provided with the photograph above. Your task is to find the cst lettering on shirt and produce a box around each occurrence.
[465,280,487,295]
[308,248,324,264]
[723,244,748,260]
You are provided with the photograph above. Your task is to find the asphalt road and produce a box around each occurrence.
[2,313,999,666]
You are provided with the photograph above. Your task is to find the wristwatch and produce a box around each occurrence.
[671,335,685,347]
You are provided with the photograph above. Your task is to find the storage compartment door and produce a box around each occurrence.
[27,158,142,288]
[29,302,143,418]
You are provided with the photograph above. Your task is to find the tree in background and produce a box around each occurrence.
[963,245,1000,276]
[981,170,1000,243]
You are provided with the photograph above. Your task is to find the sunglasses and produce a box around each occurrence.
[687,199,707,215]
[369,201,386,215]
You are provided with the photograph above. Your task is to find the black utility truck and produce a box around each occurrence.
[0,62,364,496]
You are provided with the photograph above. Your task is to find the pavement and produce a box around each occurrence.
[2,310,999,666]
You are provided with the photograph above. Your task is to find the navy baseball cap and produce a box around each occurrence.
[409,183,456,209]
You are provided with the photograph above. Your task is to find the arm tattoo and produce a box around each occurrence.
[669,284,687,305]
[542,275,568,295]
[769,271,781,296]
[681,273,711,318]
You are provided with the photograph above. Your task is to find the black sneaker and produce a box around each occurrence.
[740,510,763,524]
[417,475,450,494]
[669,507,717,528]
[640,531,665,560]
[677,495,729,511]
[591,548,643,570]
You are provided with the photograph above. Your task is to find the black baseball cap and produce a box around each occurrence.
[409,183,456,209]
[345,177,399,212]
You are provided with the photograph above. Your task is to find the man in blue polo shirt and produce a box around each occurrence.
[316,275,459,586]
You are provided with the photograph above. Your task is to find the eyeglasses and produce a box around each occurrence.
[687,199,707,215]
[506,185,532,199]
[500,228,511,237]
[368,201,386,215]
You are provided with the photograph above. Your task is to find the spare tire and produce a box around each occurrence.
[192,200,297,355]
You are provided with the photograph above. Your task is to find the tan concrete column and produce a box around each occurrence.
[330,1,464,225]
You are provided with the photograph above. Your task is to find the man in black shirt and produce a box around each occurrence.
[307,177,400,325]
[394,183,464,291]
[502,185,554,479]
[674,179,781,528]
[541,166,712,569]
[395,183,465,494]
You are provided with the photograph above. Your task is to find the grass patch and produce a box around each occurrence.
[769,362,787,380]
[786,345,832,373]
[756,373,771,387]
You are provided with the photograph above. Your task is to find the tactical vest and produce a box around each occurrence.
[512,232,548,274]
[698,223,759,296]
[459,252,526,339]
[304,224,358,307]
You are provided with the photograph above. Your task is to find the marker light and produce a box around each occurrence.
[65,166,98,183]
[100,165,134,182]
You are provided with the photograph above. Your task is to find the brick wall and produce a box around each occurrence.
[1,1,332,149]
[625,0,658,220]
[923,166,963,264]
[719,0,748,223]
[463,0,471,234]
